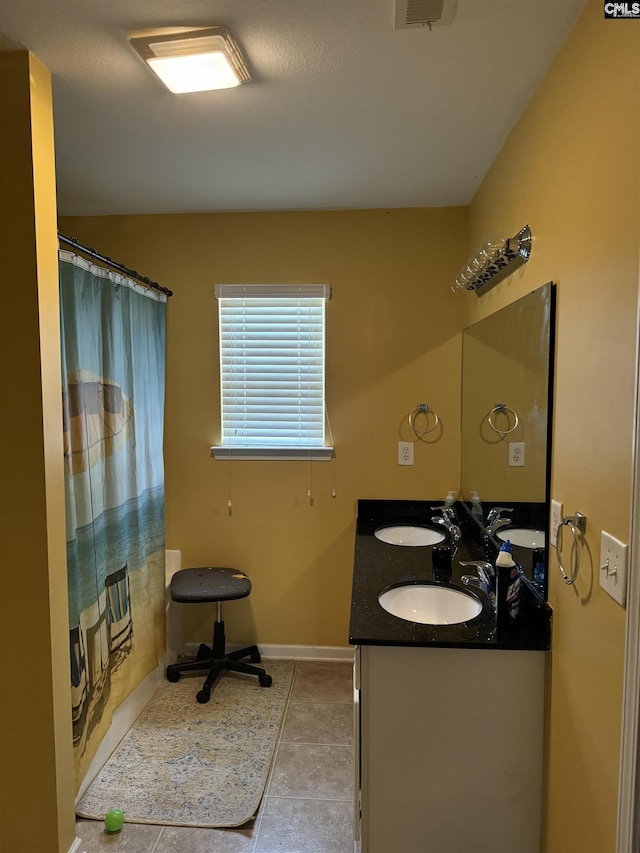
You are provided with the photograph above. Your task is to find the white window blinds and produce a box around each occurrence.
[212,284,332,460]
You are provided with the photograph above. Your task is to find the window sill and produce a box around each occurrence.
[210,446,334,461]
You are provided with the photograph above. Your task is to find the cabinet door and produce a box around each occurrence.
[360,645,545,853]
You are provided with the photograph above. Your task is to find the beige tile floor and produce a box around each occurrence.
[76,660,355,853]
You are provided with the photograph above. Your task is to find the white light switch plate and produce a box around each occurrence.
[550,500,563,545]
[600,530,628,607]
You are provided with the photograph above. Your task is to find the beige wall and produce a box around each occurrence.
[467,3,639,850]
[0,52,75,853]
[60,208,466,647]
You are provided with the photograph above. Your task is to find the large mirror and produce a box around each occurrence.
[460,282,556,598]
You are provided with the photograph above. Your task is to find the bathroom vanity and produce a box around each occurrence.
[350,499,552,853]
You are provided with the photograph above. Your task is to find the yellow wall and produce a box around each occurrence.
[467,3,639,850]
[0,52,75,853]
[60,208,467,647]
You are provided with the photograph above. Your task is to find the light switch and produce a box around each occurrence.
[550,500,563,544]
[600,530,628,607]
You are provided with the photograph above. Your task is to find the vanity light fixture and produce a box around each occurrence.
[451,225,532,296]
[130,26,251,94]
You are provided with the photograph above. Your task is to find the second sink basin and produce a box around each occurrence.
[497,528,546,549]
[378,583,482,625]
[374,525,445,546]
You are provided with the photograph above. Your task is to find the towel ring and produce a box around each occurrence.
[488,403,519,436]
[554,512,586,586]
[408,403,439,437]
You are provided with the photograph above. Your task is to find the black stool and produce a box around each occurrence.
[166,566,272,704]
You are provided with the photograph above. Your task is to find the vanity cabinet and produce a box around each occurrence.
[355,644,546,853]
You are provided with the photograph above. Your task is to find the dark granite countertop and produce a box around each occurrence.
[348,499,552,651]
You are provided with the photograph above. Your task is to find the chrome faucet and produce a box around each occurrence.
[460,560,496,610]
[484,506,513,536]
[430,506,462,543]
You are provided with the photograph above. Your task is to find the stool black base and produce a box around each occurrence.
[166,618,272,704]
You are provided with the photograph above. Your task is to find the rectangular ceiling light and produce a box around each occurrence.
[131,26,251,94]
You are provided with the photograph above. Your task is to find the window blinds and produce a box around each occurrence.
[214,284,330,456]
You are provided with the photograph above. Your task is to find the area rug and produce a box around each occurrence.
[76,660,295,828]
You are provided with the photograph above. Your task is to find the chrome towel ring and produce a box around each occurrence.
[554,512,587,585]
[408,403,439,437]
[488,402,519,436]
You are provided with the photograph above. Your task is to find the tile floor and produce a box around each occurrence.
[75,660,355,853]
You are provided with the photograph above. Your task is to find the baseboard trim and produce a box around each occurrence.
[68,837,84,853]
[182,642,355,662]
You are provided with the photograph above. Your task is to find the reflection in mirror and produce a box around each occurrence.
[460,282,556,599]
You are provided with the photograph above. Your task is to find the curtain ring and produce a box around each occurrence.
[555,517,579,585]
[487,402,519,436]
[408,403,439,437]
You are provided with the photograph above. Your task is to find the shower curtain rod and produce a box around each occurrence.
[58,233,173,298]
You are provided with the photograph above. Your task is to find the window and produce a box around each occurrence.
[211,284,332,460]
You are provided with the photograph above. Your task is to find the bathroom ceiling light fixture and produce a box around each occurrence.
[130,27,251,94]
[451,225,533,296]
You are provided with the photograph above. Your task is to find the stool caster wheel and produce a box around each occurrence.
[196,688,211,704]
[259,674,272,688]
[167,670,180,683]
[251,651,261,663]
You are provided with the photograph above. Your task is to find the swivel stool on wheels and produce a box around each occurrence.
[166,566,272,704]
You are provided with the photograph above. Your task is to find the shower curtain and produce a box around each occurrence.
[59,251,167,784]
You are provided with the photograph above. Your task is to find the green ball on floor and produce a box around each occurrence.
[104,809,125,833]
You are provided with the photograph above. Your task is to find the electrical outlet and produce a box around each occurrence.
[550,500,563,545]
[508,442,525,467]
[398,441,414,466]
[600,530,628,607]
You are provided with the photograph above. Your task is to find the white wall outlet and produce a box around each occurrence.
[508,442,525,467]
[398,441,414,466]
[550,500,563,544]
[600,530,628,607]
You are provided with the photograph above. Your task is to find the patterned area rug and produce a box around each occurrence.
[76,660,294,828]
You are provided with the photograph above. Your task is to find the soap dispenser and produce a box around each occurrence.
[470,491,484,523]
[444,490,456,509]
[495,540,522,626]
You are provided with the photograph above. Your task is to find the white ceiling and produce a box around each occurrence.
[0,0,586,217]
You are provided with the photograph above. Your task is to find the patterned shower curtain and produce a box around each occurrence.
[59,251,167,782]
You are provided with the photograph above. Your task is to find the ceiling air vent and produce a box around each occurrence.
[394,0,458,29]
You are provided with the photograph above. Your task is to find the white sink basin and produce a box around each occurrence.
[497,528,546,549]
[374,525,445,547]
[378,584,482,625]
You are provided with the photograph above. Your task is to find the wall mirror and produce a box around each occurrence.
[460,282,556,599]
